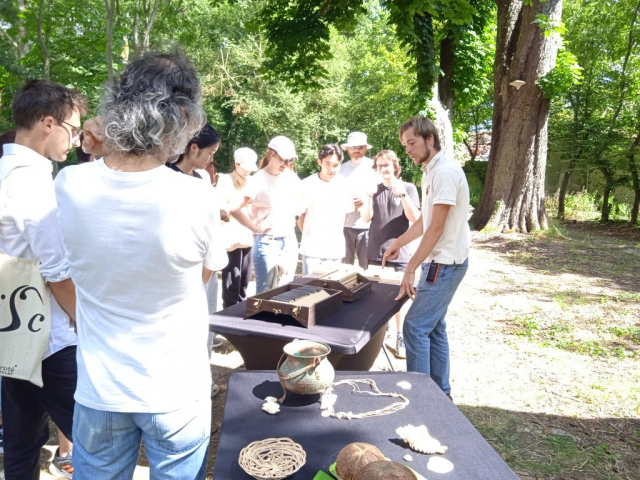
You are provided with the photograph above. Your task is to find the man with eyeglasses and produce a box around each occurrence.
[339,131,378,269]
[0,79,87,480]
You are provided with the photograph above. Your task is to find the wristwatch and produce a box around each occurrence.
[399,193,406,198]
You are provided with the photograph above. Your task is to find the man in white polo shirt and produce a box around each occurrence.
[383,116,471,397]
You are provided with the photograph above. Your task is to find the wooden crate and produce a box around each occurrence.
[245,284,343,328]
[307,272,372,302]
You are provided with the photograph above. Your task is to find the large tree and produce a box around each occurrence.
[471,0,563,232]
[259,0,494,158]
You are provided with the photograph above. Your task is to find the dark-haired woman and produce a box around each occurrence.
[167,123,220,178]
[167,125,225,362]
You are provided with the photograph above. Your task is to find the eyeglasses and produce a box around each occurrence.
[60,120,82,141]
[376,163,393,170]
[349,146,367,150]
[279,158,296,165]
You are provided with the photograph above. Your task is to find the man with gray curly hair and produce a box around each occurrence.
[55,53,228,479]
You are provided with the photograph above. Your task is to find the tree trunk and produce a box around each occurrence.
[142,0,160,52]
[37,0,51,80]
[557,90,582,219]
[471,0,563,233]
[434,33,455,159]
[628,133,640,225]
[105,0,116,83]
[599,166,614,222]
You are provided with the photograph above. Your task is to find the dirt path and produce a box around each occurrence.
[2,223,638,479]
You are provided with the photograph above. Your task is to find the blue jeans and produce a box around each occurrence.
[302,256,341,276]
[403,259,468,395]
[72,399,211,480]
[253,234,298,293]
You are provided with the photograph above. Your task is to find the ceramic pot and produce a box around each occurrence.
[277,340,335,397]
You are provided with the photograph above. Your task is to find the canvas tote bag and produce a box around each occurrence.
[0,166,51,387]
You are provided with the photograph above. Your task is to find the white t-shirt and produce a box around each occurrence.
[421,151,471,265]
[0,144,76,359]
[243,168,304,238]
[55,160,228,413]
[300,174,354,259]
[339,157,378,229]
[216,173,254,251]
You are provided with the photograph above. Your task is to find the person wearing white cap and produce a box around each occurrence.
[339,131,378,269]
[216,147,259,307]
[230,136,303,293]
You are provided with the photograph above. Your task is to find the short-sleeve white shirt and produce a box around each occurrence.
[216,173,255,251]
[243,168,303,238]
[0,144,76,359]
[300,173,354,259]
[421,151,471,265]
[55,160,228,413]
[338,157,378,229]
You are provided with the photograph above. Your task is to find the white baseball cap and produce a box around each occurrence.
[234,147,258,172]
[341,131,372,151]
[268,135,297,160]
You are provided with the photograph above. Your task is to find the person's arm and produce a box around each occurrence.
[22,170,76,326]
[401,191,420,223]
[359,193,374,223]
[230,198,260,234]
[202,267,213,285]
[394,204,450,300]
[297,211,306,231]
[382,216,424,264]
[48,278,76,325]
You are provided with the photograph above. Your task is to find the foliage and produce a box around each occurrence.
[538,48,582,99]
[563,191,600,221]
[549,0,640,223]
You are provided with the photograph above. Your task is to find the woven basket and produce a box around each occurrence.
[238,437,306,480]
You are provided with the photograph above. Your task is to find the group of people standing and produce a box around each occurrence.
[0,51,470,480]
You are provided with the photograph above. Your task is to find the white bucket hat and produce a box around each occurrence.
[268,135,298,160]
[234,147,258,172]
[341,131,372,151]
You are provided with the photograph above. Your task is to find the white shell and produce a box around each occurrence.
[262,402,280,414]
[396,381,412,390]
[396,425,448,454]
[320,392,337,410]
[427,457,454,473]
[403,454,413,462]
[264,396,278,404]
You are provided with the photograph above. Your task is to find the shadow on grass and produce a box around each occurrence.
[460,405,640,480]
[474,222,640,293]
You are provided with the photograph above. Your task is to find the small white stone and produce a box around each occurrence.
[321,410,332,417]
[397,381,412,390]
[264,396,278,404]
[403,454,413,462]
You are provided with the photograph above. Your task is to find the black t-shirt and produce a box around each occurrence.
[167,162,203,179]
[367,181,420,265]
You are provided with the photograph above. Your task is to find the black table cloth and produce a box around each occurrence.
[213,371,518,480]
[209,281,407,370]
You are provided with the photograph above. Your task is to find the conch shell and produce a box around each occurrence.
[396,425,448,454]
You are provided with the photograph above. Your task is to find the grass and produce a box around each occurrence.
[461,407,626,480]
